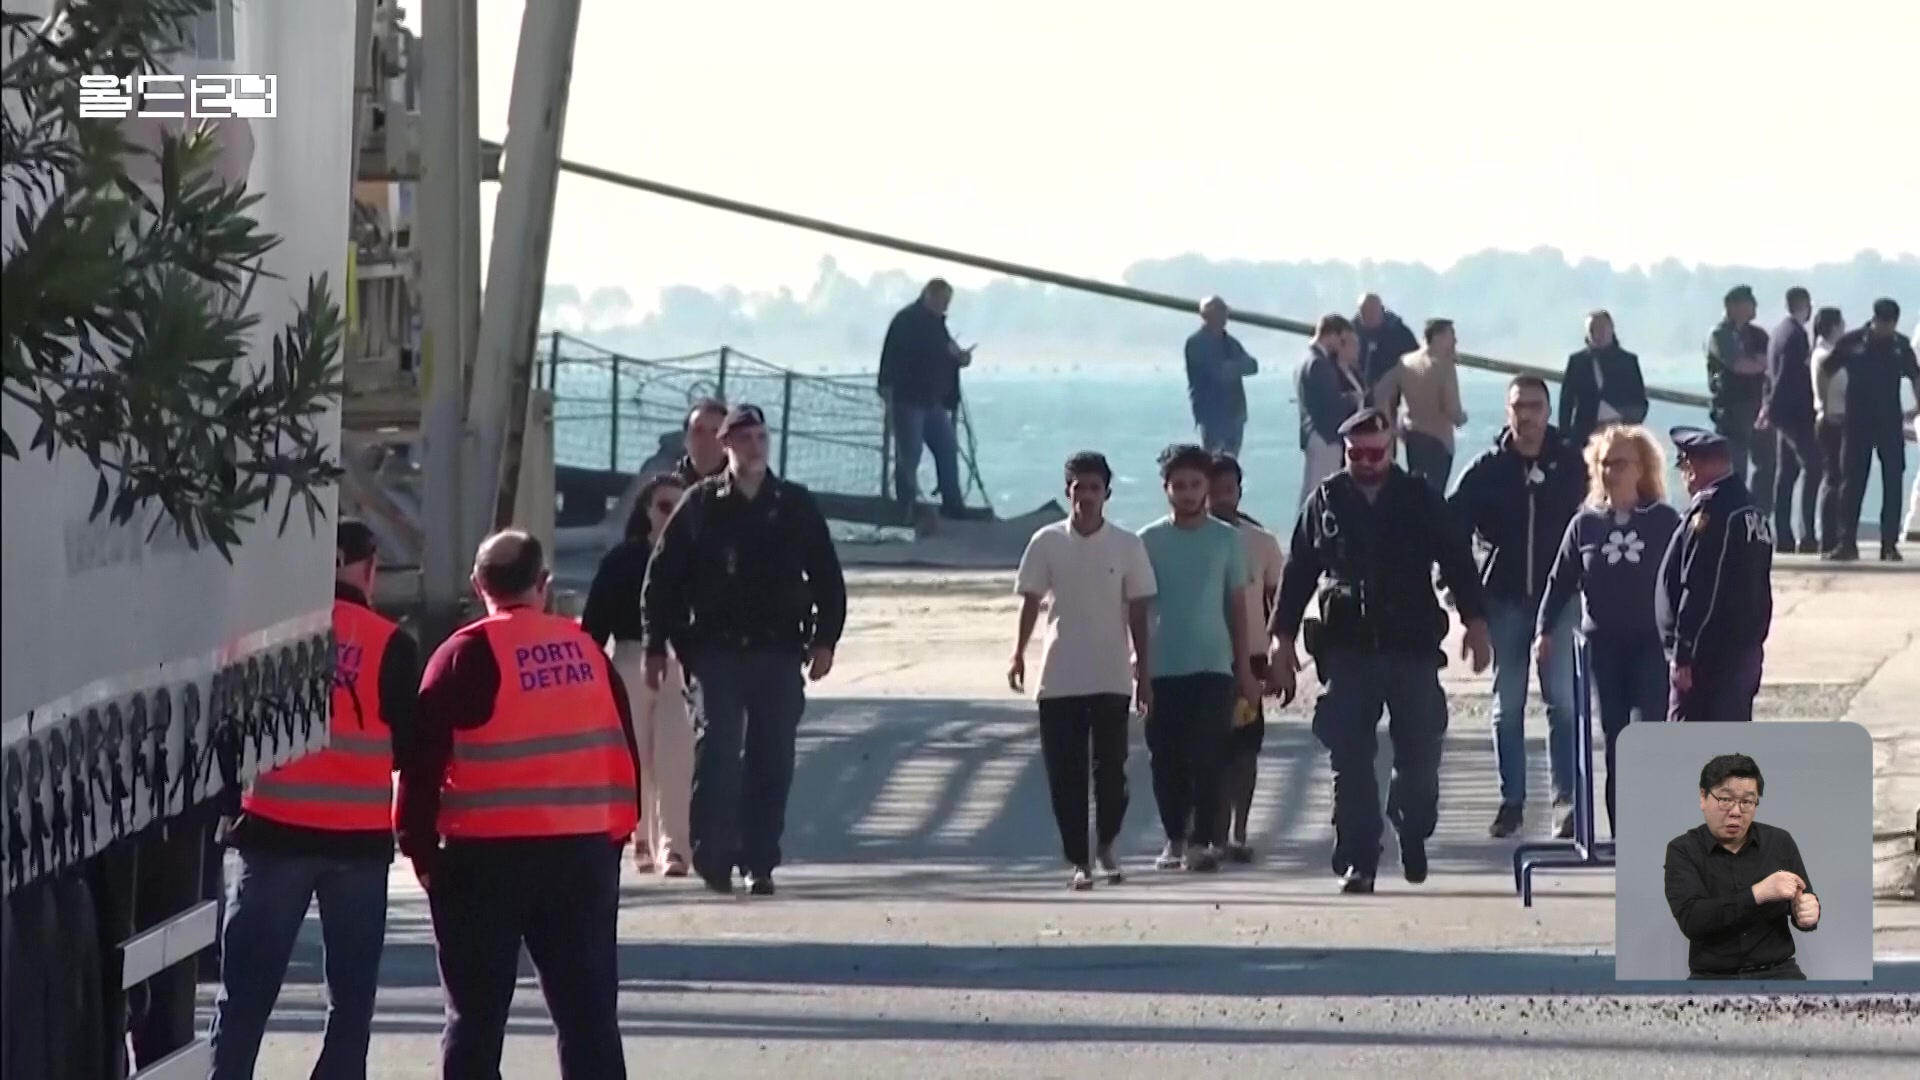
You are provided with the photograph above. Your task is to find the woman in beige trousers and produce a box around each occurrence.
[582,473,696,876]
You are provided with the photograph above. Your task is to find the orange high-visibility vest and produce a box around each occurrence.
[243,598,399,831]
[438,608,639,840]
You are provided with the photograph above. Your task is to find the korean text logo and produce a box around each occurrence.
[78,74,276,120]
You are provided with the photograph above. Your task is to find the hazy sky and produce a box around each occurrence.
[465,0,1918,308]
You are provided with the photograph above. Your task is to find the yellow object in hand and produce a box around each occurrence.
[1234,698,1259,728]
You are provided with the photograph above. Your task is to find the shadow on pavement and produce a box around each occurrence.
[281,935,1920,998]
[242,963,1920,1061]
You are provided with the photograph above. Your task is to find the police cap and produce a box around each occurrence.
[1724,284,1755,306]
[1669,426,1729,459]
[337,518,378,565]
[718,403,767,438]
[1337,407,1391,438]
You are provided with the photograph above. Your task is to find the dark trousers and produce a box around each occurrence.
[1197,415,1245,457]
[1840,421,1907,550]
[1143,673,1235,849]
[1401,431,1454,495]
[891,402,965,513]
[1668,645,1764,723]
[1716,402,1776,517]
[428,837,625,1080]
[1036,694,1131,867]
[1773,418,1823,549]
[1689,958,1805,981]
[685,650,807,881]
[208,850,390,1080]
[1586,634,1669,836]
[1310,649,1449,878]
[1816,418,1847,551]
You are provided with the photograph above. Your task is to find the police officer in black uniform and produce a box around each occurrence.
[1656,426,1774,722]
[1267,408,1492,894]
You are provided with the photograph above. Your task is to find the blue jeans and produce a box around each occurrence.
[891,402,965,512]
[1585,633,1669,836]
[209,849,389,1080]
[685,650,808,881]
[1486,598,1577,809]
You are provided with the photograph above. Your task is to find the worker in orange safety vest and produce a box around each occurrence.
[208,518,420,1079]
[396,529,642,1079]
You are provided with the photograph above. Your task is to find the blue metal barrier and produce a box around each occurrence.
[1513,638,1615,904]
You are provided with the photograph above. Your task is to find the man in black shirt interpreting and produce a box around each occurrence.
[1663,753,1819,980]
[1266,408,1492,895]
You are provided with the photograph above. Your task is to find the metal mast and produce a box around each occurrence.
[416,0,579,647]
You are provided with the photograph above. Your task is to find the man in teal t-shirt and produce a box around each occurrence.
[1138,443,1261,873]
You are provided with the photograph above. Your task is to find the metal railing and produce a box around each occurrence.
[533,332,991,509]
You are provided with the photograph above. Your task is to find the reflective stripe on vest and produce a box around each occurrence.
[439,608,638,840]
[241,598,400,832]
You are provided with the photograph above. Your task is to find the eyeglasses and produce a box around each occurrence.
[1708,791,1760,811]
[1345,446,1389,463]
[651,500,678,513]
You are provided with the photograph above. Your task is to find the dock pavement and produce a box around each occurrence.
[220,554,1920,1078]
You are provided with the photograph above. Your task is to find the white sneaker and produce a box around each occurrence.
[1155,842,1185,870]
[1070,866,1095,891]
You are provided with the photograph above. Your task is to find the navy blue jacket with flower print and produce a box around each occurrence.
[1536,500,1683,640]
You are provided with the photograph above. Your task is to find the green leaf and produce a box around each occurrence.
[2,0,344,561]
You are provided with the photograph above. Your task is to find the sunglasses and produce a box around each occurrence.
[1345,445,1389,463]
[651,499,678,513]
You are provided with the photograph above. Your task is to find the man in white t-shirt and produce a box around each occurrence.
[1208,455,1285,862]
[1010,451,1157,890]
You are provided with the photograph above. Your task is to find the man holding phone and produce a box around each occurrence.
[877,278,975,520]
[1662,753,1820,980]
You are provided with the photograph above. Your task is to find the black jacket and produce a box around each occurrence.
[877,301,961,409]
[672,454,724,488]
[1765,317,1816,429]
[1357,310,1419,392]
[1559,343,1649,450]
[1294,346,1366,449]
[581,539,650,646]
[1655,473,1772,667]
[1273,467,1487,653]
[641,471,848,662]
[1827,327,1920,429]
[1447,427,1589,604]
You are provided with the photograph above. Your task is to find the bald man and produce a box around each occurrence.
[1184,297,1259,455]
[399,531,642,1076]
[1355,293,1419,394]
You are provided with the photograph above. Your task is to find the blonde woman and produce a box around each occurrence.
[581,473,694,876]
[1532,426,1681,837]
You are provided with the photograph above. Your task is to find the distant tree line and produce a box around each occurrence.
[542,249,1919,382]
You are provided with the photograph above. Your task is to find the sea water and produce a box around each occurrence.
[958,366,1909,532]
[556,360,1908,535]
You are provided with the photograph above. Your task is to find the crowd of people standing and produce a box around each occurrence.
[1001,283,1915,892]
